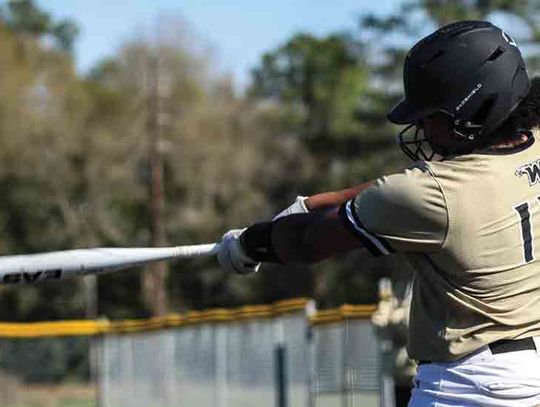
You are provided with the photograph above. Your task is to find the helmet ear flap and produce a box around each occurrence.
[474,65,530,137]
[446,94,491,142]
[470,96,497,125]
[453,95,496,140]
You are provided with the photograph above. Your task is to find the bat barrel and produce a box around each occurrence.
[0,243,220,284]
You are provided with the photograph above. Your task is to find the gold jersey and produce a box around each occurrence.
[340,129,540,362]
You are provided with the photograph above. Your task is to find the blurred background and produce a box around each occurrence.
[0,1,537,406]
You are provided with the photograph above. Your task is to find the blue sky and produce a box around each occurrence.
[37,0,399,88]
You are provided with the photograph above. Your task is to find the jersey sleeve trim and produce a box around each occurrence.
[338,200,395,257]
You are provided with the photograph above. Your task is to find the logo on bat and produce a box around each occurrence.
[516,159,540,186]
[1,269,62,284]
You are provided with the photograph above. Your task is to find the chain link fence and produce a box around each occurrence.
[97,300,382,407]
[0,299,385,407]
[0,320,101,407]
[311,307,381,407]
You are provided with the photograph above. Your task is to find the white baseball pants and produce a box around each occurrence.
[408,337,540,407]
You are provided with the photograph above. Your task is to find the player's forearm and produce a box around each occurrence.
[241,184,373,266]
[242,210,361,266]
[305,182,373,210]
[272,209,360,264]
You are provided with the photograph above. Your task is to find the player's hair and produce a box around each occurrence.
[509,76,540,130]
[489,76,540,144]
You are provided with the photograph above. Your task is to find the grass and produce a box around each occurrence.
[0,378,95,407]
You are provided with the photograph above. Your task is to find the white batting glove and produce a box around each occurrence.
[217,229,261,275]
[273,196,309,220]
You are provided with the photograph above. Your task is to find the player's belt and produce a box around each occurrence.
[488,337,536,355]
[418,337,537,365]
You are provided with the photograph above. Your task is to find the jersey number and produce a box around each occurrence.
[515,202,534,263]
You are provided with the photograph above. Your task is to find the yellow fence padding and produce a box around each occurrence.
[309,304,377,326]
[0,319,108,338]
[0,298,376,337]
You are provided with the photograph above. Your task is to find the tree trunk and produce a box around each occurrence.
[143,52,168,317]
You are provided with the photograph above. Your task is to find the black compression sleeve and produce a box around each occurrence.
[240,222,283,263]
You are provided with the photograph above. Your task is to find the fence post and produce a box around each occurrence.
[95,334,104,407]
[275,344,288,407]
[215,324,228,407]
[275,320,288,407]
[305,300,317,407]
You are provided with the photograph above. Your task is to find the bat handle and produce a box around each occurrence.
[174,243,221,258]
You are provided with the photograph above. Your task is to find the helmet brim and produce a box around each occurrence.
[387,98,426,124]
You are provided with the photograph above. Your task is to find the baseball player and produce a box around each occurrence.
[218,20,540,406]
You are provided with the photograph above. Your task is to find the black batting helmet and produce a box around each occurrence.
[388,20,530,159]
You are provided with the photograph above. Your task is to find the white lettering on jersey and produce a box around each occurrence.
[516,159,540,186]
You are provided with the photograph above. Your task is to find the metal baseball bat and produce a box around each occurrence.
[0,243,220,284]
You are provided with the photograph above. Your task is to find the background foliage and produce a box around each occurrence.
[0,0,537,382]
